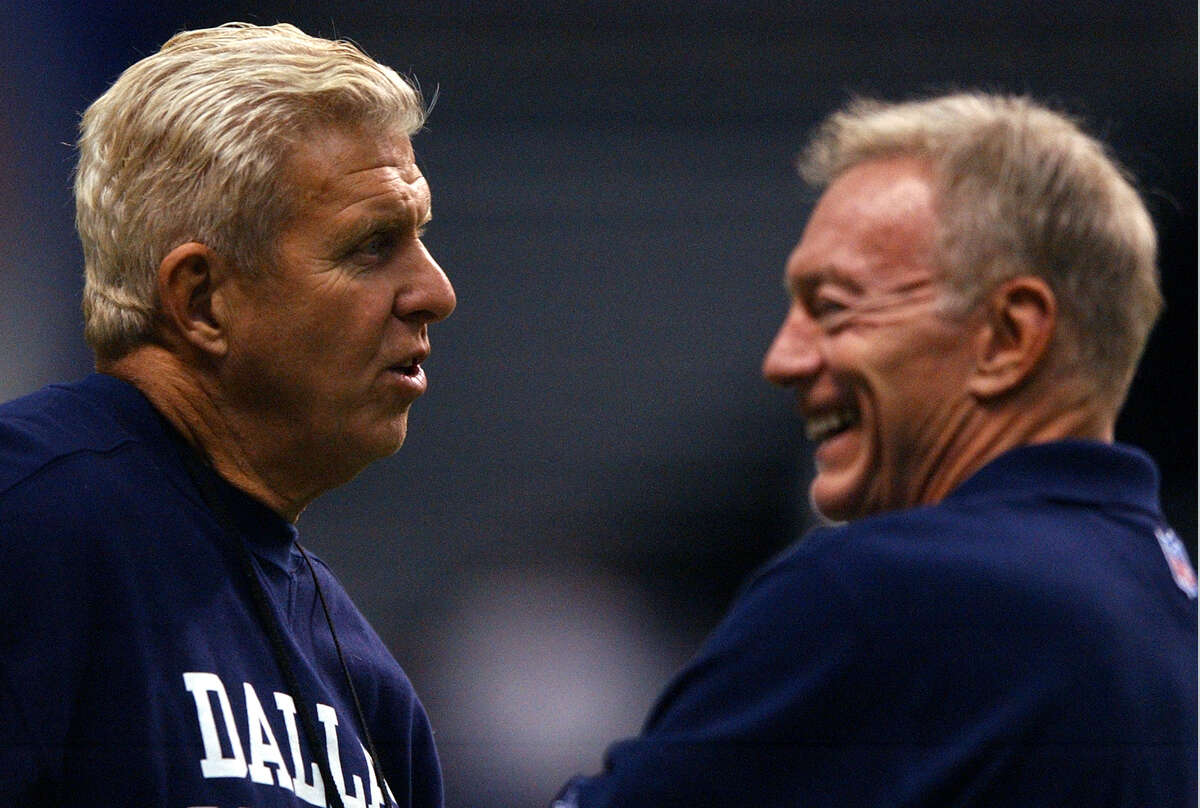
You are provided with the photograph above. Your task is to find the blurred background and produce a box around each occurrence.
[2,2,1194,805]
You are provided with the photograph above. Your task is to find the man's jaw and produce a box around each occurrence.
[804,399,871,519]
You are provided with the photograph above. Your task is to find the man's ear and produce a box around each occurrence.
[156,242,232,357]
[968,276,1057,400]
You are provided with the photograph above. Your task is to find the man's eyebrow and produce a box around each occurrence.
[786,265,864,297]
[331,209,428,251]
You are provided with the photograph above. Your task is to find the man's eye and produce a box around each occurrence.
[809,295,848,318]
[351,232,399,263]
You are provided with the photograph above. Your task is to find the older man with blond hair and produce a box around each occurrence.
[0,23,454,807]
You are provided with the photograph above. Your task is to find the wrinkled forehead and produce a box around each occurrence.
[285,123,419,184]
[271,123,431,231]
[810,157,937,244]
[788,156,941,287]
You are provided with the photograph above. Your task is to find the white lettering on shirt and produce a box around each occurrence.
[244,682,295,791]
[317,703,368,808]
[182,672,392,807]
[276,691,328,806]
[182,672,248,779]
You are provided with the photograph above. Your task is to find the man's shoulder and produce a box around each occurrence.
[767,504,1007,584]
[752,496,1100,623]
[776,441,1160,582]
[0,375,196,541]
[0,376,138,494]
[752,457,1185,638]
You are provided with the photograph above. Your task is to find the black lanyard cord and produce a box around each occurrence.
[179,447,393,807]
[231,534,347,808]
[295,540,392,804]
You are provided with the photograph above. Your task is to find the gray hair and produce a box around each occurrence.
[76,22,426,362]
[799,92,1161,408]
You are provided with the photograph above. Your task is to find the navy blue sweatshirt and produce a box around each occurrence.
[0,374,441,807]
[557,441,1197,806]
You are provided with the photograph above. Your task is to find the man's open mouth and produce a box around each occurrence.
[805,409,859,442]
[391,362,422,377]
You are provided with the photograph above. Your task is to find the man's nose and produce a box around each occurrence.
[396,242,456,325]
[762,306,822,385]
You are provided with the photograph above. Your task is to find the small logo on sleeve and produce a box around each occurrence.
[1155,527,1197,600]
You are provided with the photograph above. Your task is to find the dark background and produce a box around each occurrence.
[2,3,1194,806]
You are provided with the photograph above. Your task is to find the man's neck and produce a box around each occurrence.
[915,381,1116,509]
[102,346,308,522]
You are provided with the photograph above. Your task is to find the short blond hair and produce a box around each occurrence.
[76,22,426,362]
[800,92,1161,409]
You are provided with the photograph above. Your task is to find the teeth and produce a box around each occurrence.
[805,410,858,442]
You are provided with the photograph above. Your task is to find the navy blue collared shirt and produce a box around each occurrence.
[558,441,1197,806]
[0,374,442,807]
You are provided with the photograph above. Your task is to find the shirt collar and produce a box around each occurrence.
[947,439,1162,517]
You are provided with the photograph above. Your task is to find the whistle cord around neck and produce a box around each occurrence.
[232,534,348,808]
[179,448,393,807]
[295,540,392,804]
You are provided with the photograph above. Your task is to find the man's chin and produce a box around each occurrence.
[353,416,410,465]
[381,419,409,457]
[809,475,865,525]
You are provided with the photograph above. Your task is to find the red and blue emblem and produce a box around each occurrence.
[1155,527,1197,600]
